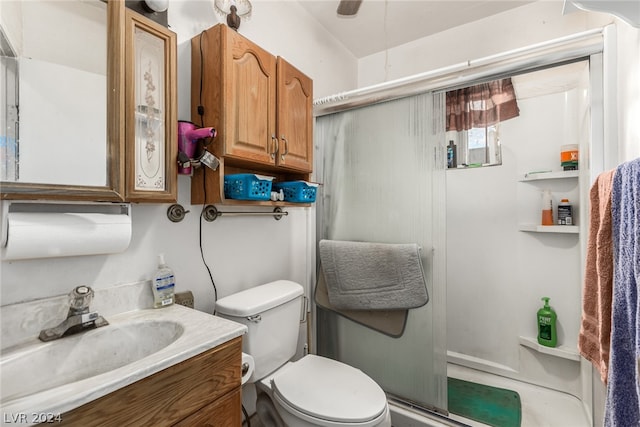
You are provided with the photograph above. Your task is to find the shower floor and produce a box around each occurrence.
[247,363,591,427]
[446,363,590,427]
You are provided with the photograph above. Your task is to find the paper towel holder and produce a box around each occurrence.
[1,201,132,259]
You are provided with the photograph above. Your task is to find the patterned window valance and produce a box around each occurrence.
[446,78,520,132]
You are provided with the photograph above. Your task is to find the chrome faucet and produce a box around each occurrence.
[38,286,109,342]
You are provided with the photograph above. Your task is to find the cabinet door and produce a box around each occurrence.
[124,10,177,203]
[59,337,242,427]
[276,57,313,172]
[223,27,277,165]
[172,388,242,427]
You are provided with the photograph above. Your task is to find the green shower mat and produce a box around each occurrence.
[448,377,522,427]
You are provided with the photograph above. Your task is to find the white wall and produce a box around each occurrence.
[615,20,640,161]
[358,2,594,86]
[0,1,357,317]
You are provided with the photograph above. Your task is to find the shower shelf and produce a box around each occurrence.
[518,169,580,232]
[520,170,579,181]
[518,224,579,234]
[518,336,580,361]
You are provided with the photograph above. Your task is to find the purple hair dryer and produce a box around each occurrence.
[177,121,217,174]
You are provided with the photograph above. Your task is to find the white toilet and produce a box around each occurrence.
[215,280,392,427]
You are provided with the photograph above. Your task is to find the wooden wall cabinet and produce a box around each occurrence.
[57,337,242,427]
[190,24,313,205]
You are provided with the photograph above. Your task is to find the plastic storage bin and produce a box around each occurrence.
[224,174,274,201]
[272,181,318,203]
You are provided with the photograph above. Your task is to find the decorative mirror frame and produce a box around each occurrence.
[0,0,126,202]
[124,9,176,202]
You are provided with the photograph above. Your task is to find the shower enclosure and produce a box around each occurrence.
[315,92,449,413]
[313,27,612,420]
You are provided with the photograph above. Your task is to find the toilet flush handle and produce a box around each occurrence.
[247,314,262,323]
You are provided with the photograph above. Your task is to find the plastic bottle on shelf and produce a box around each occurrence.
[557,199,573,225]
[560,144,579,170]
[541,190,554,226]
[447,140,457,168]
[537,297,557,347]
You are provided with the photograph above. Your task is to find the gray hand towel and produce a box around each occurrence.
[318,239,429,310]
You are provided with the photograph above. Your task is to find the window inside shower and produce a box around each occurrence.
[448,124,501,167]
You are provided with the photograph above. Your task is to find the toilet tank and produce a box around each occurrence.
[215,280,304,381]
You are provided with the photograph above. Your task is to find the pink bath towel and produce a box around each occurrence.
[578,169,615,383]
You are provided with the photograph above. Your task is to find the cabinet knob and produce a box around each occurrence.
[280,135,289,161]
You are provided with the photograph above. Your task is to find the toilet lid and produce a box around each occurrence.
[271,355,387,423]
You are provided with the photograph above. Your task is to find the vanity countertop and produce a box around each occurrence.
[0,304,246,424]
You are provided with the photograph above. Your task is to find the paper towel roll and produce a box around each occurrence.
[241,352,255,385]
[2,212,131,260]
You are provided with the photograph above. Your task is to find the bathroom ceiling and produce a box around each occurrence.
[297,0,535,58]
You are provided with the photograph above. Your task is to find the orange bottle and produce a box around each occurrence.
[541,190,553,226]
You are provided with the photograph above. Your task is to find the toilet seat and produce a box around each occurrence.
[270,355,387,425]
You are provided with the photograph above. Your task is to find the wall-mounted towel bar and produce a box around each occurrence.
[165,204,288,222]
[202,206,287,222]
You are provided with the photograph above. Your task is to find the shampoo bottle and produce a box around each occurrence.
[541,190,554,226]
[447,140,457,168]
[537,297,557,347]
[152,254,175,308]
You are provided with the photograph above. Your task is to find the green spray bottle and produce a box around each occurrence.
[537,297,557,347]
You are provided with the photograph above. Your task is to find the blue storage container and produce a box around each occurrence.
[272,181,318,203]
[224,174,274,201]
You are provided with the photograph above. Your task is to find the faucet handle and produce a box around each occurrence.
[68,286,94,313]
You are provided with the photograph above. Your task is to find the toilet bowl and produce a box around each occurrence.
[257,355,392,427]
[215,280,391,427]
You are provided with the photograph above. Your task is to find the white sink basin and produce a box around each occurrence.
[0,320,184,402]
[0,293,247,426]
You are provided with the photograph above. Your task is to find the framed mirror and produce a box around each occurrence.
[0,0,125,201]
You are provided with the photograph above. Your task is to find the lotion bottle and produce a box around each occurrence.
[537,297,557,347]
[152,253,175,308]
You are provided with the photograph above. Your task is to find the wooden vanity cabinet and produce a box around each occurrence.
[190,24,313,205]
[57,337,242,427]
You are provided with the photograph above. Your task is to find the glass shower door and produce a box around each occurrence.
[315,92,447,413]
